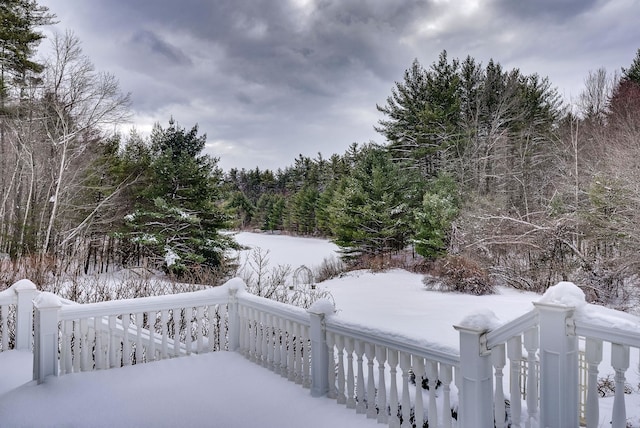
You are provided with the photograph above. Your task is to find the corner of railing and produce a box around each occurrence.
[532,298,579,428]
[33,292,63,384]
[453,323,494,428]
[307,299,335,398]
[11,279,40,351]
[226,278,246,352]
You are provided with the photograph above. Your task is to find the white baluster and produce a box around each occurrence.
[94,316,103,369]
[611,343,629,428]
[135,312,143,363]
[80,318,89,371]
[524,326,538,427]
[160,310,169,360]
[61,319,73,374]
[294,323,303,384]
[184,307,193,356]
[279,317,288,376]
[271,316,280,374]
[355,340,366,414]
[336,334,347,405]
[388,349,400,428]
[365,343,377,418]
[278,318,287,377]
[508,336,523,428]
[252,309,260,362]
[122,313,132,365]
[173,309,181,358]
[326,332,337,399]
[108,315,118,368]
[427,360,438,427]
[73,320,81,372]
[413,355,425,428]
[196,306,204,353]
[454,365,463,427]
[249,309,257,362]
[493,343,507,428]
[376,345,388,424]
[266,314,275,371]
[400,352,411,428]
[147,311,156,362]
[287,320,296,381]
[302,325,311,388]
[440,363,453,428]
[585,338,602,428]
[258,311,266,365]
[345,337,356,409]
[237,306,246,356]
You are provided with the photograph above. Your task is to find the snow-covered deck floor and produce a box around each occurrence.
[0,350,377,428]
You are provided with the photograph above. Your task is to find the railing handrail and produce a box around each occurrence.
[486,308,538,349]
[326,318,460,367]
[0,289,18,305]
[237,292,310,325]
[574,318,640,348]
[59,287,230,320]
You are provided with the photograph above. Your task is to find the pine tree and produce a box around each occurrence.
[413,174,459,258]
[125,119,234,275]
[621,48,640,84]
[329,145,423,257]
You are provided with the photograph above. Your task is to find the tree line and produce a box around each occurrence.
[224,50,640,305]
[2,1,640,305]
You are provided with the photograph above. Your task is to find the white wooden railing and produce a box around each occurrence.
[2,278,640,428]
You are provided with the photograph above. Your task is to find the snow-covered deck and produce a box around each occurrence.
[0,350,377,428]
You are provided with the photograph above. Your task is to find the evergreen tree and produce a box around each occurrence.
[329,145,423,257]
[0,0,54,97]
[125,119,234,275]
[621,48,640,84]
[375,58,429,165]
[413,174,459,258]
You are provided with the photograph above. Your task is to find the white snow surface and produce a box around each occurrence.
[0,352,376,428]
[319,268,538,352]
[1,232,640,426]
[539,281,587,308]
[233,231,341,270]
[457,308,502,331]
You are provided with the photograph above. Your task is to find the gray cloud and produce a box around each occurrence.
[492,0,601,23]
[129,29,193,66]
[38,0,640,171]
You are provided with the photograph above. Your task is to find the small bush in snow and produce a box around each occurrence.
[423,255,495,295]
[597,374,634,397]
[313,256,345,283]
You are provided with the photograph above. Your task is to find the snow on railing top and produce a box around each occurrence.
[325,307,461,367]
[0,279,37,305]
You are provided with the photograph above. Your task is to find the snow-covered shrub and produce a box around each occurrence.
[236,247,334,309]
[313,256,345,282]
[423,255,495,295]
[597,374,634,397]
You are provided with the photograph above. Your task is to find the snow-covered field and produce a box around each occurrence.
[1,232,639,427]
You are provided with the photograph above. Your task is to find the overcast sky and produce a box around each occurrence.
[38,0,640,171]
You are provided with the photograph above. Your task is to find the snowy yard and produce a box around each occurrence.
[1,232,639,427]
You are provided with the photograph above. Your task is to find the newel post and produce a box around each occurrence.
[33,292,62,383]
[227,287,240,351]
[533,301,579,428]
[307,301,333,397]
[454,325,494,428]
[13,279,40,350]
